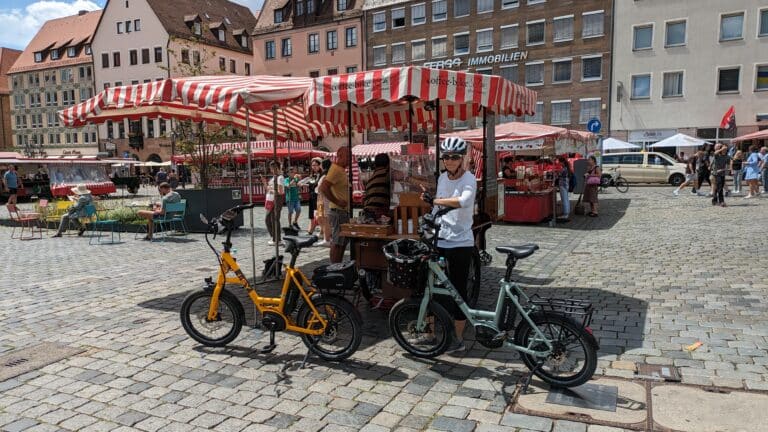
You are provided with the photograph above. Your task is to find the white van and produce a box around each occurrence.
[601,152,687,186]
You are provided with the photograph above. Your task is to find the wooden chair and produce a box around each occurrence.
[6,204,42,240]
[392,192,431,238]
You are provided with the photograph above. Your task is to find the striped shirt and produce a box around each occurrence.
[363,167,390,212]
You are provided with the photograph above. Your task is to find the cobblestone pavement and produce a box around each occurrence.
[1,185,767,431]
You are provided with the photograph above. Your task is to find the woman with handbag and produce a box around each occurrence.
[584,156,601,217]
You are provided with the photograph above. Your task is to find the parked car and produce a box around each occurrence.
[601,152,687,186]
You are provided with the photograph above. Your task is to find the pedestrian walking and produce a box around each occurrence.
[155,168,168,185]
[285,166,301,231]
[3,165,20,205]
[760,147,768,194]
[711,144,730,207]
[557,155,571,219]
[583,156,601,217]
[743,145,761,198]
[303,157,323,235]
[695,150,711,195]
[168,169,179,189]
[264,161,285,245]
[673,155,696,196]
[730,150,743,194]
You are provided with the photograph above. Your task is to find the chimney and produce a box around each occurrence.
[78,10,88,16]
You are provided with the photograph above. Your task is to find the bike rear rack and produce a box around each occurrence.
[528,295,594,328]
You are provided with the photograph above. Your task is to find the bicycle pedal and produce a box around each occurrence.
[260,344,277,354]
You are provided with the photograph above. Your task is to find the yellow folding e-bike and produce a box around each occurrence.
[179,204,362,361]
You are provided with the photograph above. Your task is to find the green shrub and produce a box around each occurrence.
[104,207,144,224]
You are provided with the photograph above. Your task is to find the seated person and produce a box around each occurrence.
[52,184,94,237]
[501,157,516,179]
[363,153,391,219]
[137,182,181,241]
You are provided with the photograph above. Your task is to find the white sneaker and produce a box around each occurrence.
[268,240,276,245]
[673,190,679,196]
[745,195,753,199]
[315,240,326,246]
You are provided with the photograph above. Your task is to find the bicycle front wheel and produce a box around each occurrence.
[297,295,362,361]
[514,313,597,388]
[388,298,452,358]
[180,289,243,347]
[615,177,629,193]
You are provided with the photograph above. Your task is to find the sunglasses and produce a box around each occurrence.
[441,154,463,161]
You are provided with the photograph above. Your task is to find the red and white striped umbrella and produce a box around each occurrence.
[304,66,538,132]
[59,76,342,141]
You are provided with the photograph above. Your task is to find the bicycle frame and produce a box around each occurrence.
[416,259,553,358]
[206,249,327,337]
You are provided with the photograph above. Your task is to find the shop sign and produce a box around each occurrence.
[628,129,676,142]
[496,138,544,151]
[423,51,529,70]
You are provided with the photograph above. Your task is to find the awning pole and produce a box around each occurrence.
[347,101,353,218]
[246,108,256,280]
[435,99,441,181]
[480,107,487,214]
[272,105,279,278]
[408,99,413,144]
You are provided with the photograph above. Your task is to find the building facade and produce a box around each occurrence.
[7,11,100,156]
[91,0,258,161]
[610,0,768,149]
[363,0,613,138]
[0,48,22,151]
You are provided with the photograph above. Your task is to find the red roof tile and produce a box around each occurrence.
[0,48,22,94]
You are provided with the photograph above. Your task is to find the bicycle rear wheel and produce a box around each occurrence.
[615,177,629,193]
[514,312,597,388]
[389,298,452,358]
[297,295,362,361]
[180,289,243,347]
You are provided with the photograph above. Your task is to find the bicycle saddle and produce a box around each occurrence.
[283,235,318,250]
[495,243,539,259]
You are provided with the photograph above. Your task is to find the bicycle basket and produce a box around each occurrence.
[383,239,430,290]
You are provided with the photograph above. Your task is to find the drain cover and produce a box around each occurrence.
[0,343,84,382]
[546,383,619,412]
[636,364,681,382]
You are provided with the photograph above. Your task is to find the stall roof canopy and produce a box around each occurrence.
[732,129,768,143]
[648,133,707,148]
[453,122,595,150]
[602,137,640,151]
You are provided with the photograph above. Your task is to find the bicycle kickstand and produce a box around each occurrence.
[300,337,322,369]
[260,330,277,354]
[519,359,545,395]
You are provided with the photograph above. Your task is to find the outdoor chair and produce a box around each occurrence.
[155,200,188,239]
[84,204,121,245]
[6,204,43,240]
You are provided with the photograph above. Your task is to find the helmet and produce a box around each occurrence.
[440,136,468,155]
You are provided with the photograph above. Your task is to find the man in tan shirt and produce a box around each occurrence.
[319,146,350,263]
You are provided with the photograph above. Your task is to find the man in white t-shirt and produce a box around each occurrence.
[264,161,285,245]
[421,136,477,354]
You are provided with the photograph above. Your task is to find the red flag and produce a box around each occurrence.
[720,105,736,130]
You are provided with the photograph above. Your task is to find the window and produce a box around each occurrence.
[756,65,768,91]
[13,94,24,108]
[129,49,138,65]
[373,46,386,66]
[621,154,643,164]
[113,52,121,67]
[502,0,518,8]
[34,52,43,62]
[477,0,492,13]
[79,87,93,101]
[432,36,447,57]
[192,51,200,65]
[115,81,122,86]
[28,73,39,86]
[146,118,154,138]
[454,0,469,17]
[296,0,304,15]
[309,70,320,78]
[345,27,357,47]
[134,19,141,31]
[633,25,653,50]
[553,59,572,83]
[307,0,315,14]
[392,43,405,64]
[50,49,60,60]
[525,62,543,85]
[582,11,604,38]
[275,8,284,23]
[453,33,469,55]
[60,68,72,82]
[101,53,109,68]
[49,133,60,144]
[525,101,543,123]
[29,93,41,107]
[665,20,686,46]
[527,0,545,4]
[412,4,425,25]
[308,33,319,53]
[337,0,347,11]
[761,9,768,37]
[661,71,684,97]
[551,101,571,125]
[229,59,236,73]
[245,63,251,75]
[527,21,545,45]
[117,22,124,33]
[281,38,292,57]
[103,82,110,89]
[411,40,426,61]
[500,65,518,83]
[125,20,132,32]
[392,8,405,28]
[214,57,223,71]
[718,67,740,93]
[720,12,744,41]
[45,91,57,106]
[582,56,602,80]
[373,12,386,32]
[62,90,75,106]
[553,16,574,42]
[193,21,202,35]
[78,66,91,79]
[154,47,162,62]
[433,0,447,21]
[218,29,225,42]
[342,66,355,73]
[631,74,651,99]
[501,25,519,49]
[181,49,190,64]
[327,30,338,50]
[85,45,91,55]
[141,48,150,64]
[266,41,275,59]
[67,47,77,57]
[476,29,492,52]
[579,99,600,124]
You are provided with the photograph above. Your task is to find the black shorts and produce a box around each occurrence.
[7,188,17,194]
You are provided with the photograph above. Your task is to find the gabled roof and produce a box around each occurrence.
[146,0,258,54]
[254,0,363,34]
[8,10,101,74]
[0,48,22,94]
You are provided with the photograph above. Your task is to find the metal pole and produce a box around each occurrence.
[408,100,413,144]
[272,105,280,278]
[480,107,487,214]
[435,99,441,181]
[347,101,353,218]
[246,108,256,280]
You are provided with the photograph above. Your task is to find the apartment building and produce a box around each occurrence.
[0,48,22,151]
[91,0,258,161]
[610,0,768,148]
[7,11,100,156]
[363,0,613,136]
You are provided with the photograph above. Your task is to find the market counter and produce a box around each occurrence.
[502,184,554,223]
